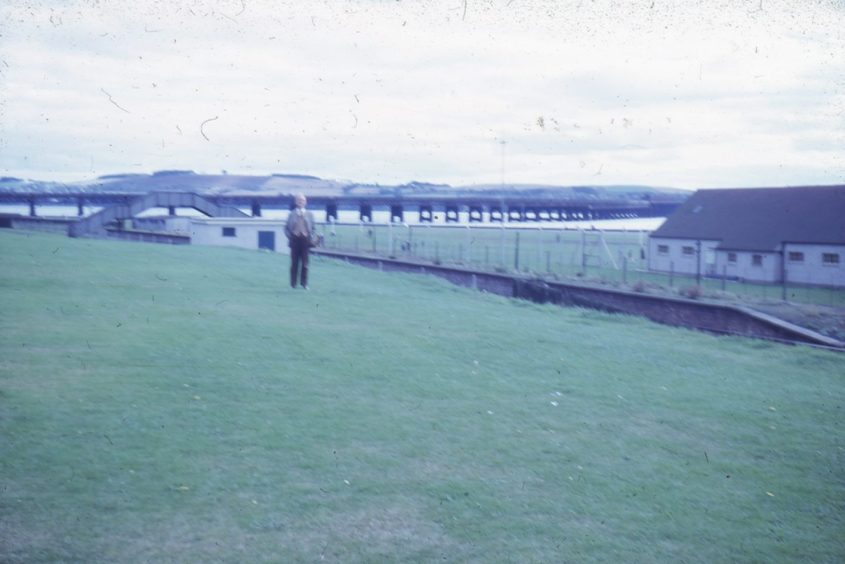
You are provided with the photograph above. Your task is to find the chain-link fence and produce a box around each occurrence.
[315,222,845,307]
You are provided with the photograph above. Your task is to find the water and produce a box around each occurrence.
[0,204,665,232]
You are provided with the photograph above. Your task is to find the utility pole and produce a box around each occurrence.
[499,139,507,189]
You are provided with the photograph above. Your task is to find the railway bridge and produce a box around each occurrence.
[0,190,681,225]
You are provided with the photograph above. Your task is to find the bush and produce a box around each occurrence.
[679,285,704,299]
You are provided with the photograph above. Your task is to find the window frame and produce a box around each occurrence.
[822,252,840,266]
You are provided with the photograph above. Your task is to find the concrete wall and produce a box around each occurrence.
[5,216,73,234]
[715,250,780,283]
[650,237,845,287]
[783,243,845,287]
[648,237,720,277]
[190,218,289,254]
[133,216,192,234]
[318,249,842,349]
[106,229,190,245]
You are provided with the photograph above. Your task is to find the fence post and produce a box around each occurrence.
[669,261,674,287]
[696,240,702,285]
[514,231,521,271]
[466,225,472,266]
[500,226,506,268]
[622,256,627,285]
[780,251,787,302]
[538,227,543,273]
[580,229,587,274]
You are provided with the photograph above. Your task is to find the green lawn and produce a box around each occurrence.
[1,230,844,563]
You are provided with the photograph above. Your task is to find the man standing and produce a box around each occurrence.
[284,193,316,289]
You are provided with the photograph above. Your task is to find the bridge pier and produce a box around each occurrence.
[419,205,433,223]
[490,206,503,222]
[468,205,483,222]
[251,201,262,217]
[507,207,523,222]
[390,204,404,223]
[359,204,372,223]
[77,198,85,217]
[168,206,177,216]
[445,205,459,223]
[326,202,338,222]
[28,199,37,217]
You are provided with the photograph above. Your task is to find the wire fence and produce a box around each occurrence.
[315,221,845,308]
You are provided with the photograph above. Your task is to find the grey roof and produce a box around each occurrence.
[651,185,845,251]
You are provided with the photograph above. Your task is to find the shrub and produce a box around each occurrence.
[679,285,703,299]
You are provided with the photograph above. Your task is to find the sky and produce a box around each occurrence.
[1,0,843,189]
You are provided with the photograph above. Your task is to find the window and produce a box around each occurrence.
[752,254,763,266]
[657,244,669,255]
[788,251,804,263]
[682,246,695,256]
[727,252,737,263]
[822,253,840,266]
[222,227,236,237]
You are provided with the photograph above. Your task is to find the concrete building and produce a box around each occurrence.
[648,186,845,287]
[190,217,289,254]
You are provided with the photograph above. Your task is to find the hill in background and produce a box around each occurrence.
[0,171,690,203]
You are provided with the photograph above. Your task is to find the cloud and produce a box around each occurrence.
[1,0,843,187]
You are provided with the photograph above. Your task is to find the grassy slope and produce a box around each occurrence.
[1,231,843,563]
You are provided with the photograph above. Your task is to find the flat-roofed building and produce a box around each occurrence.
[190,217,289,254]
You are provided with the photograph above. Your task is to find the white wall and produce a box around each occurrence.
[648,237,719,277]
[651,240,845,286]
[715,250,780,283]
[783,243,844,286]
[190,218,289,254]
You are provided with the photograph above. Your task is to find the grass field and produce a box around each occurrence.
[1,230,844,563]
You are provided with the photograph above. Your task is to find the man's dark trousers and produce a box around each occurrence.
[290,234,310,288]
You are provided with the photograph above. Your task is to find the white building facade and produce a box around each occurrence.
[190,217,290,254]
[647,238,720,278]
[781,243,844,286]
[648,186,845,287]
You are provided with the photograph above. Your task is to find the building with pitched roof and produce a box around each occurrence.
[648,186,845,287]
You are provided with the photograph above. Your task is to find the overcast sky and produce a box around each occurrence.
[1,0,843,188]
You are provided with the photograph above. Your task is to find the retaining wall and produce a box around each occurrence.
[316,249,843,349]
[105,228,190,245]
[3,216,74,234]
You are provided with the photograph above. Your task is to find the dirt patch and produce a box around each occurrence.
[743,301,845,342]
[614,279,845,343]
